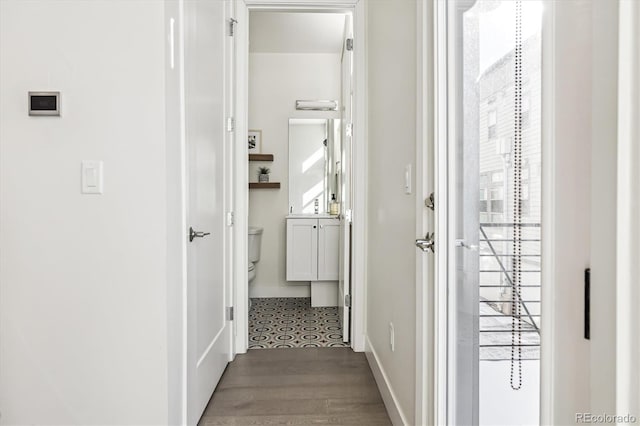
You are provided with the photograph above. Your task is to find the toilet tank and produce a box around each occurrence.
[248,226,264,263]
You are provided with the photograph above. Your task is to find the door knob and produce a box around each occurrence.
[416,232,435,253]
[189,227,211,242]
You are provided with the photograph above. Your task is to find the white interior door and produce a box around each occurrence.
[338,15,353,343]
[184,0,230,423]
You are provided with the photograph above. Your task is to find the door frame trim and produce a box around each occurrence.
[540,1,556,423]
[432,2,449,424]
[416,0,435,425]
[232,0,367,355]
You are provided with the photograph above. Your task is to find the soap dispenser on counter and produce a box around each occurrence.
[329,194,339,215]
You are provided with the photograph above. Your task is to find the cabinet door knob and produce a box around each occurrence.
[313,225,317,228]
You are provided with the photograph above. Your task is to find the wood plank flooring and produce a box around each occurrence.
[198,347,392,425]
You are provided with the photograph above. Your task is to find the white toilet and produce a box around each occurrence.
[248,226,263,291]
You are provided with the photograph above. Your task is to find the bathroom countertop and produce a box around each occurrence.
[286,213,339,219]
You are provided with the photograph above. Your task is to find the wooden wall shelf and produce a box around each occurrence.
[249,182,281,189]
[249,154,274,162]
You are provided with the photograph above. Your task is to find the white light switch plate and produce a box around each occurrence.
[404,164,412,194]
[82,160,103,194]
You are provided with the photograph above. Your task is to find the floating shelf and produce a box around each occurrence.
[249,154,274,162]
[249,182,281,189]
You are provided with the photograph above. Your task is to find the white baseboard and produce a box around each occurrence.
[249,284,310,298]
[365,336,410,426]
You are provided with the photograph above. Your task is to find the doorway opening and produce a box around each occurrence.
[236,5,362,352]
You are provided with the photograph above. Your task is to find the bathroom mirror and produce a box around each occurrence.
[288,118,341,214]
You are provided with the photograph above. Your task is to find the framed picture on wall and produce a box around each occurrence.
[248,130,262,154]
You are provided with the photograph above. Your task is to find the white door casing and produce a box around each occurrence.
[415,0,435,424]
[339,15,353,343]
[184,0,232,423]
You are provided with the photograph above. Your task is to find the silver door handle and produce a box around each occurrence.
[189,227,211,242]
[416,232,435,253]
[455,239,478,251]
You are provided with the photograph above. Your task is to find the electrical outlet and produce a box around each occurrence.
[389,322,395,352]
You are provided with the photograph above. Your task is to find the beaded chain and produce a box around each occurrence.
[510,0,524,392]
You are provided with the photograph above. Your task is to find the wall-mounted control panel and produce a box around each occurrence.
[28,91,60,116]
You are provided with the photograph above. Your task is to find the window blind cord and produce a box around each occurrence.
[510,0,524,392]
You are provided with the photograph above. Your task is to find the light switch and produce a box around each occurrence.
[82,160,103,194]
[85,168,97,187]
[404,164,412,194]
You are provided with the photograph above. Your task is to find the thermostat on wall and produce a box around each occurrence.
[28,91,60,116]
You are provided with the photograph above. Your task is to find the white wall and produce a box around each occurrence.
[365,0,417,423]
[543,1,592,423]
[0,1,171,424]
[248,53,340,298]
[590,0,618,415]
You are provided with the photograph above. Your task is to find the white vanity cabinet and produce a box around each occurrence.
[317,219,340,281]
[286,217,340,307]
[285,218,318,281]
[286,217,340,281]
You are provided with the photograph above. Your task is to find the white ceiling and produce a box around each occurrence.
[249,12,346,54]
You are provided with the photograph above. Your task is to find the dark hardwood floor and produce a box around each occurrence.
[198,347,392,425]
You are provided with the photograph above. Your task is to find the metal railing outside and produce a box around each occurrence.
[479,223,541,361]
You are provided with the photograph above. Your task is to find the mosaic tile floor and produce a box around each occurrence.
[248,297,349,349]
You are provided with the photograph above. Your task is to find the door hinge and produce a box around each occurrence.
[425,192,435,210]
[226,306,234,321]
[416,232,435,253]
[228,18,237,37]
[226,117,235,132]
[346,38,353,51]
[344,209,353,223]
[345,294,351,307]
[226,211,235,227]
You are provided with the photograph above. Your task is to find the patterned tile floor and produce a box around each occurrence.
[248,297,349,349]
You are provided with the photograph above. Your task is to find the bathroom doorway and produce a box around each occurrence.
[233,1,366,354]
[247,10,350,349]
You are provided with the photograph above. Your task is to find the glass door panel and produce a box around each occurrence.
[447,1,542,425]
